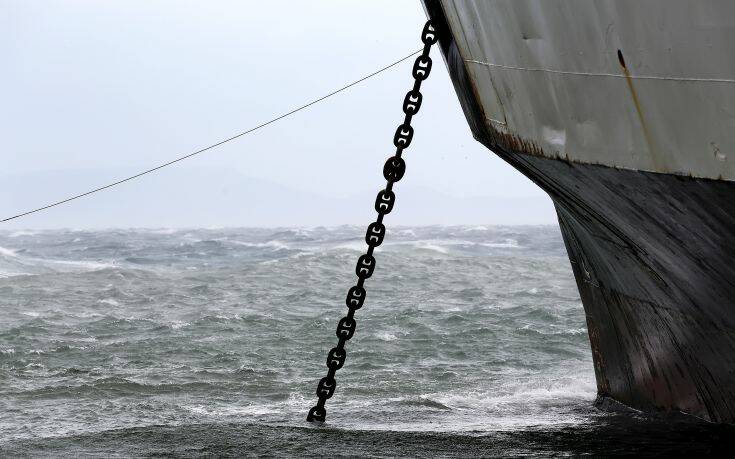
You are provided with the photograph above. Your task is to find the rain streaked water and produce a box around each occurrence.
[0,226,731,456]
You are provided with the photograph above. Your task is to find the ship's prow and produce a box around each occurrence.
[423,0,735,423]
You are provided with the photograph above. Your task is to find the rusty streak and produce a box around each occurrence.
[617,49,663,171]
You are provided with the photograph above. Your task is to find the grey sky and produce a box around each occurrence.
[1,0,555,228]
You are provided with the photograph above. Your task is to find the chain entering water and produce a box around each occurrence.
[306,21,438,423]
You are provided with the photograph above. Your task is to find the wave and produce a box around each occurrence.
[516,324,588,336]
[97,298,120,307]
[148,228,179,235]
[12,377,220,399]
[229,240,290,251]
[0,270,32,279]
[410,239,522,252]
[394,396,452,411]
[330,237,521,254]
[0,246,18,257]
[0,245,117,278]
[481,239,521,248]
[33,258,117,272]
[414,242,450,254]
[395,229,417,237]
[185,403,278,417]
[0,225,587,440]
[433,378,596,413]
[7,230,39,238]
[331,241,364,252]
[461,225,489,232]
[0,245,34,277]
[374,331,398,341]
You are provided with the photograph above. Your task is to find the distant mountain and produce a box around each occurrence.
[0,167,556,229]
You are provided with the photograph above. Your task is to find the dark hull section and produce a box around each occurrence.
[424,0,735,422]
[509,154,735,423]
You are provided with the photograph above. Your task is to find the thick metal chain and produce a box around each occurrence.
[307,20,438,423]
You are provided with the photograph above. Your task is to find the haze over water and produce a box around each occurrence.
[1,226,731,456]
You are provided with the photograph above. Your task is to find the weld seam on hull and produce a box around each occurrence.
[465,59,735,84]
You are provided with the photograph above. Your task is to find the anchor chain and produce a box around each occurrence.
[307,20,438,423]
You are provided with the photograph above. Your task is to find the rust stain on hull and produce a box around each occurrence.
[489,130,546,158]
[617,49,663,172]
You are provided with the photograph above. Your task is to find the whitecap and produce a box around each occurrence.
[230,240,290,250]
[332,241,364,252]
[8,231,37,238]
[560,327,588,336]
[0,246,18,257]
[375,331,398,341]
[283,392,309,410]
[149,228,178,235]
[0,270,32,278]
[414,242,449,254]
[76,337,98,343]
[214,314,241,321]
[185,403,277,417]
[169,321,190,330]
[97,298,120,307]
[291,228,313,237]
[40,258,116,272]
[462,225,489,232]
[427,376,597,418]
[400,239,476,252]
[481,239,521,248]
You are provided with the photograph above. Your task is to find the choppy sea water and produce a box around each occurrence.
[0,226,732,456]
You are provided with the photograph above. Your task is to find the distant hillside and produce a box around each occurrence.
[0,167,557,228]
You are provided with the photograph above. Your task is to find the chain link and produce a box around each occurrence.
[307,20,438,423]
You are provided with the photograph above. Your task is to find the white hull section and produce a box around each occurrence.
[439,0,735,181]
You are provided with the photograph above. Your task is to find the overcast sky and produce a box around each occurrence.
[1,0,555,229]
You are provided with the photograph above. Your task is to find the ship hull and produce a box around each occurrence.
[505,151,735,423]
[423,0,735,422]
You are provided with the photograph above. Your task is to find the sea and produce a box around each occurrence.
[0,225,732,457]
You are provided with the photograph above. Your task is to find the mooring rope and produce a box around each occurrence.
[1,49,422,223]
